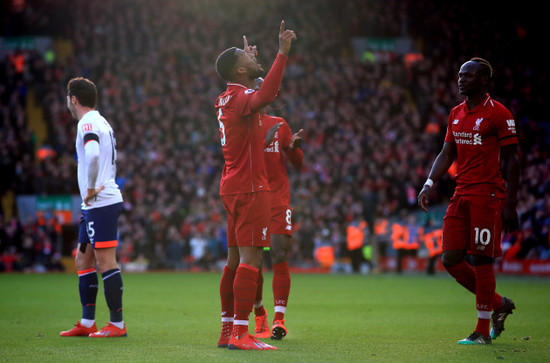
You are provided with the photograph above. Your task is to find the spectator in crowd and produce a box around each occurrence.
[0,0,548,272]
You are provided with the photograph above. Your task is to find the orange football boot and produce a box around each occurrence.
[254,313,271,338]
[89,323,127,338]
[60,321,97,337]
[271,319,287,340]
[228,333,277,350]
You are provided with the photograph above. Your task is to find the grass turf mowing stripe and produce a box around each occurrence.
[0,272,549,362]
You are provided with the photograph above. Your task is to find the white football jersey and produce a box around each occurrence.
[76,110,123,209]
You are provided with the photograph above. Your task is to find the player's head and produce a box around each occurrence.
[67,77,97,117]
[458,57,492,96]
[215,47,264,82]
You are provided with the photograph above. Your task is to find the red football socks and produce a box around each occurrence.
[474,263,495,337]
[445,260,476,294]
[445,260,503,310]
[233,263,259,327]
[220,265,236,321]
[254,270,266,316]
[272,262,290,321]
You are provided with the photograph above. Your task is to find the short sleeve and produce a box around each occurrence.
[494,107,518,146]
[444,114,455,143]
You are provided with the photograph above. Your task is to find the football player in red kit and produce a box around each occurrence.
[253,109,303,341]
[418,58,519,345]
[214,21,296,351]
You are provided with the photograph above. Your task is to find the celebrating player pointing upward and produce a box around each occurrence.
[215,21,296,351]
[418,58,519,345]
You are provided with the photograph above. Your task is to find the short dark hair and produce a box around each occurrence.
[215,47,239,81]
[470,57,493,78]
[67,77,97,108]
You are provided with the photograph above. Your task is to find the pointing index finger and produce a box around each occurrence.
[243,35,248,50]
[279,20,285,35]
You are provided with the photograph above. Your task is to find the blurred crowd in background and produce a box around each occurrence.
[1,0,548,272]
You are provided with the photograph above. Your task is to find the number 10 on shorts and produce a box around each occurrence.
[474,227,491,250]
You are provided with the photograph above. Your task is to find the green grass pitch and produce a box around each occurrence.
[1,272,549,362]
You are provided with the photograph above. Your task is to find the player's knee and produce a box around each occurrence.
[471,255,494,266]
[270,249,288,265]
[441,250,464,268]
[74,245,94,271]
[238,247,263,269]
[94,249,118,273]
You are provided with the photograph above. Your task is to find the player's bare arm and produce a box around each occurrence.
[418,141,456,212]
[500,143,520,233]
[278,20,297,56]
[246,22,296,112]
[84,185,105,206]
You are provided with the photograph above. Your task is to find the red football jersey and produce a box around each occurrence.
[444,94,518,197]
[215,53,288,195]
[261,114,303,208]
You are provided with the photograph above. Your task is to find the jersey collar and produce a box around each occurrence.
[227,82,248,89]
[464,93,492,113]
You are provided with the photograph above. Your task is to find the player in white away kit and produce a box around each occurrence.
[60,77,127,338]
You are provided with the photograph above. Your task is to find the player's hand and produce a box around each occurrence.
[265,122,283,146]
[417,186,430,212]
[289,129,304,149]
[502,202,519,233]
[243,35,258,57]
[84,185,105,206]
[278,20,297,56]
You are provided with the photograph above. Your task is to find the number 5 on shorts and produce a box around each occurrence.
[86,221,95,239]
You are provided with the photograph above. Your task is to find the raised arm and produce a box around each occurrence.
[248,21,297,112]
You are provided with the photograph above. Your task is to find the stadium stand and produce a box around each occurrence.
[1,0,548,272]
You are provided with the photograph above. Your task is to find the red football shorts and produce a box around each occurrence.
[221,191,271,247]
[271,206,293,237]
[442,194,505,257]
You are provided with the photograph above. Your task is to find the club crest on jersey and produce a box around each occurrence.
[262,227,268,240]
[453,119,459,124]
[82,123,93,132]
[245,89,255,94]
[473,118,483,131]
